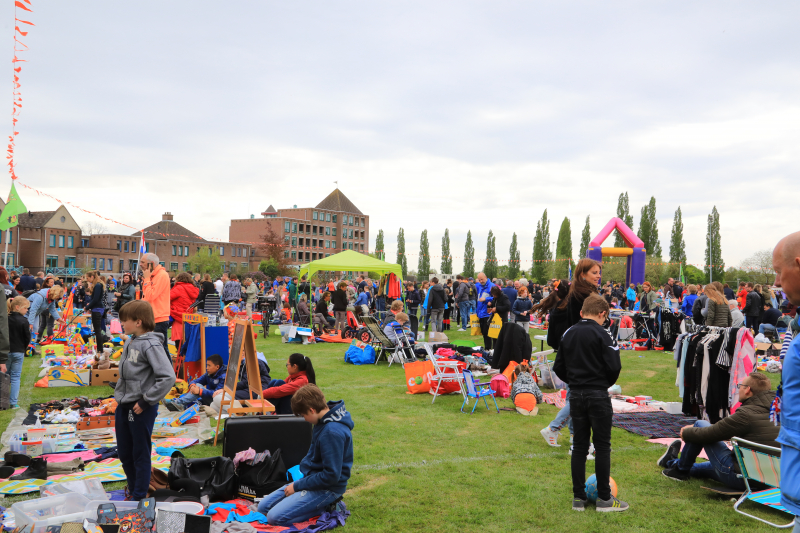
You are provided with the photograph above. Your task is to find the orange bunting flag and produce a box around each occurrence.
[14,2,32,12]
[15,18,34,26]
[15,26,27,36]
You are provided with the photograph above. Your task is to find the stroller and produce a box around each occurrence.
[632,312,657,349]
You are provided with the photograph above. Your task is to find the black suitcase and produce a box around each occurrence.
[222,415,313,470]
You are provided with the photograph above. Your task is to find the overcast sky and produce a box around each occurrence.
[4,1,797,272]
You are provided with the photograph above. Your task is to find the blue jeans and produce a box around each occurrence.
[759,323,777,336]
[549,385,574,434]
[175,392,205,407]
[667,420,746,490]
[258,484,342,526]
[459,301,470,329]
[7,352,24,406]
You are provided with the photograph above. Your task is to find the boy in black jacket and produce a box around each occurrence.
[553,293,628,513]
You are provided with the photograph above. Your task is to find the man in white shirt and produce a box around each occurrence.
[214,277,224,294]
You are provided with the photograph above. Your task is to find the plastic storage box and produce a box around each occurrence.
[8,428,60,455]
[84,500,205,519]
[12,493,90,533]
[41,478,108,500]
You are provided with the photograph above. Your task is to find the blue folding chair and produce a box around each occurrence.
[460,369,499,414]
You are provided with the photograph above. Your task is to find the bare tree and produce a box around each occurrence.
[740,250,775,285]
[80,220,109,236]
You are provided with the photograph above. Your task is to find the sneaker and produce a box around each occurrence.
[540,427,561,447]
[569,445,595,460]
[657,439,682,468]
[457,328,466,332]
[572,497,587,511]
[596,495,629,512]
[662,467,689,481]
[516,407,531,416]
[164,400,181,412]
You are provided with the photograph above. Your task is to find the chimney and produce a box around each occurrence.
[162,212,173,221]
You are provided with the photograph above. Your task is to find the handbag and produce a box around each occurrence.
[236,449,287,500]
[404,360,434,394]
[168,456,237,502]
[469,314,480,336]
[487,314,503,339]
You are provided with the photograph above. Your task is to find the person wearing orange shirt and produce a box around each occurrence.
[141,253,171,354]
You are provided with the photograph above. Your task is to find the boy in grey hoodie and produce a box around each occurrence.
[116,300,176,500]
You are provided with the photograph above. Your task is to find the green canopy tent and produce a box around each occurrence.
[298,250,403,281]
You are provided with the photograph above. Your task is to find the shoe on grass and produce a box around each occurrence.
[516,407,531,416]
[457,328,466,332]
[572,497,587,511]
[596,495,629,512]
[568,445,595,460]
[657,439,682,468]
[662,467,689,481]
[540,427,561,447]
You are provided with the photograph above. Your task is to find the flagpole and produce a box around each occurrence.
[3,233,7,269]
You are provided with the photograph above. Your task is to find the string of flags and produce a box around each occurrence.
[7,0,34,182]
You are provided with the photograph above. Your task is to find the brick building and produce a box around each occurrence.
[229,188,369,269]
[4,205,83,275]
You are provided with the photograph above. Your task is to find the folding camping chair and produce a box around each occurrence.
[362,316,414,367]
[731,437,795,528]
[460,369,499,414]
[532,349,559,389]
[428,354,465,404]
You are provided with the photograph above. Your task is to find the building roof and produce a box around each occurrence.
[18,211,56,229]
[136,220,206,243]
[263,204,277,214]
[315,189,363,215]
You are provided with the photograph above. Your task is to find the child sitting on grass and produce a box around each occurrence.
[164,354,226,411]
[258,384,353,526]
[511,363,542,416]
[553,293,627,513]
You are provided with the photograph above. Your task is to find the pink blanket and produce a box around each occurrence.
[42,450,99,463]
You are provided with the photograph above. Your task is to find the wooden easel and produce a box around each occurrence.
[180,313,208,381]
[213,319,274,446]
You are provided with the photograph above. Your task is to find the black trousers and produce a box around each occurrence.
[91,311,108,346]
[154,320,170,355]
[570,389,613,501]
[116,402,158,499]
[479,316,494,350]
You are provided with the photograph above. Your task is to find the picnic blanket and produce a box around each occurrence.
[541,393,661,414]
[612,412,697,439]
[0,455,171,494]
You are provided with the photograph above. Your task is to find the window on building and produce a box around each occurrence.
[220,246,224,256]
[81,238,89,247]
[284,236,289,243]
[349,216,354,225]
[159,261,165,267]
[99,258,105,271]
[292,237,297,246]
[115,240,120,250]
[49,234,56,247]
[332,215,337,223]
[2,230,12,245]
[292,223,297,233]
[145,242,150,252]
[91,258,97,269]
[325,213,331,222]
[325,240,330,248]
[241,262,248,269]
[184,246,189,256]
[182,263,188,271]
[123,240,128,252]
[325,253,330,258]
[284,250,289,258]
[312,226,317,235]
[284,221,290,232]
[313,211,318,220]
[170,262,178,271]
[46,255,59,268]
[178,246,183,257]
[129,259,138,270]
[325,227,330,235]
[354,218,359,227]
[332,241,337,249]
[291,251,297,260]
[250,249,254,256]
[119,259,124,272]
[1,253,13,266]
[332,228,337,236]
[172,245,177,256]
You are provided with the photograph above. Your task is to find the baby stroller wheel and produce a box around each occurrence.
[357,328,372,343]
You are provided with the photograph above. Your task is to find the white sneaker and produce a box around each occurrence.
[540,427,561,447]
[457,328,466,332]
[568,443,596,460]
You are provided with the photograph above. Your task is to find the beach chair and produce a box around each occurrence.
[731,437,795,528]
[362,316,413,367]
[428,356,465,404]
[460,369,499,414]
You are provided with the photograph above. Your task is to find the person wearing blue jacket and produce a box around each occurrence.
[26,286,63,336]
[681,285,698,318]
[474,272,495,349]
[164,354,226,411]
[625,284,637,310]
[773,232,800,521]
[259,384,353,526]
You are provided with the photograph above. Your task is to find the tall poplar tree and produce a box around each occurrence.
[484,230,497,279]
[615,192,634,247]
[705,206,724,282]
[440,229,452,274]
[396,228,407,277]
[463,231,475,278]
[579,215,591,259]
[669,207,686,265]
[637,196,662,257]
[417,230,430,279]
[508,232,520,279]
[532,209,552,283]
[553,217,573,279]
[374,229,385,260]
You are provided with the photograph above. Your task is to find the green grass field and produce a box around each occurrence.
[2,326,791,532]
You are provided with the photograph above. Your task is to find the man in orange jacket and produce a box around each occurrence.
[141,252,171,354]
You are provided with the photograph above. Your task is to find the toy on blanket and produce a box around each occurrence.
[165,379,188,400]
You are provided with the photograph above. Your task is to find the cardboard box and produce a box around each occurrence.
[47,368,90,387]
[90,369,119,387]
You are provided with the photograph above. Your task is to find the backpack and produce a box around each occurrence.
[489,374,510,398]
[468,284,476,298]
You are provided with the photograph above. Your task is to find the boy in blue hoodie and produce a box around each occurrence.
[258,384,354,526]
[164,354,227,411]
